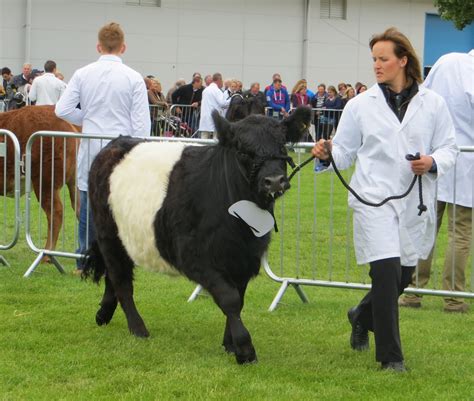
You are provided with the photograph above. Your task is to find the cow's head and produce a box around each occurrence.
[213,106,311,209]
[225,94,266,122]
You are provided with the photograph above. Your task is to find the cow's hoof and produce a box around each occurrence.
[235,346,257,365]
[130,325,150,338]
[95,308,113,326]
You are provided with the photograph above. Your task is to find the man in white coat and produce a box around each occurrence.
[198,72,230,139]
[312,28,457,371]
[55,22,150,272]
[400,49,473,313]
[28,60,66,105]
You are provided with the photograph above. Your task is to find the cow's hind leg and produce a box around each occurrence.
[205,276,255,364]
[97,237,149,338]
[95,275,118,326]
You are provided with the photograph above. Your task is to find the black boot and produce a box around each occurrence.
[347,306,369,351]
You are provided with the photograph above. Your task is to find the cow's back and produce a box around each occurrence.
[107,141,187,273]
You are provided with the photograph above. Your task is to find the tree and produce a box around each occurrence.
[433,0,474,30]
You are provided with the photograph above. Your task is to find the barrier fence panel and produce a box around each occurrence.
[263,144,474,311]
[0,129,21,267]
[150,104,201,138]
[23,132,215,277]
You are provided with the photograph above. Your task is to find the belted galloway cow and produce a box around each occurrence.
[83,107,311,364]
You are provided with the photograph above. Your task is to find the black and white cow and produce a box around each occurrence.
[83,107,311,364]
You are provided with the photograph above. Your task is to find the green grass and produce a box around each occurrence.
[0,153,473,401]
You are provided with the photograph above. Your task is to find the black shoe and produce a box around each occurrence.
[381,361,406,372]
[347,307,369,351]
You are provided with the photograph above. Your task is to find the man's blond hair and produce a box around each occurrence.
[98,22,124,53]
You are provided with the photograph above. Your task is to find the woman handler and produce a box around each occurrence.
[312,28,458,371]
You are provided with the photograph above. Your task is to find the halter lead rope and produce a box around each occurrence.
[288,143,427,216]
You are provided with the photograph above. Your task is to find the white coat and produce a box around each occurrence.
[329,84,458,266]
[423,50,474,208]
[198,82,230,132]
[28,73,67,105]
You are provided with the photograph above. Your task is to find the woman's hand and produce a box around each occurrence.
[410,155,434,175]
[311,139,332,160]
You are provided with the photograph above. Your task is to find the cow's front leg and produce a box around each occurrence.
[205,276,256,364]
[222,282,248,355]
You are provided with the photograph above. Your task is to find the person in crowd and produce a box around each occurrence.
[55,22,150,274]
[264,73,287,95]
[311,84,328,139]
[198,72,230,139]
[291,80,311,108]
[148,78,168,136]
[236,80,243,93]
[28,60,67,105]
[354,81,363,93]
[266,77,290,118]
[320,85,343,137]
[12,63,32,90]
[166,78,186,104]
[223,79,238,100]
[357,84,368,94]
[243,82,266,108]
[338,82,348,97]
[399,49,473,313]
[312,27,457,372]
[342,86,356,108]
[171,75,203,133]
[204,74,213,87]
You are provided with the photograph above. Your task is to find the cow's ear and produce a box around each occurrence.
[213,110,234,146]
[281,106,312,143]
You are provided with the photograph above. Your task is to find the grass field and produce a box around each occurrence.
[1,153,473,401]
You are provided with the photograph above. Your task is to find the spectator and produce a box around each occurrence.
[171,75,203,133]
[357,84,368,94]
[236,80,243,93]
[204,74,213,87]
[338,82,348,97]
[264,73,287,95]
[312,27,457,372]
[354,81,363,93]
[290,80,311,108]
[266,77,290,118]
[12,63,32,89]
[243,82,266,108]
[2,67,13,93]
[342,86,356,108]
[320,85,343,137]
[166,78,186,104]
[55,22,150,273]
[148,78,168,136]
[311,84,328,139]
[198,72,230,139]
[28,60,67,105]
[223,79,238,100]
[399,49,474,313]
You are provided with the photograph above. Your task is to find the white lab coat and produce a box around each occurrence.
[198,82,230,132]
[329,84,458,266]
[55,55,150,191]
[28,73,67,105]
[423,50,474,208]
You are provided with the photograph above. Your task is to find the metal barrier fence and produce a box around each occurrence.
[149,104,200,138]
[263,144,474,310]
[0,129,21,267]
[21,131,474,312]
[23,132,215,277]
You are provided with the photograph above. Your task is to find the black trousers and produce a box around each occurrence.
[354,257,415,363]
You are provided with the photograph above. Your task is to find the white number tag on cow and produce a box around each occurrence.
[228,200,275,237]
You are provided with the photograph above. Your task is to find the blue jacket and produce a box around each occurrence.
[266,86,290,113]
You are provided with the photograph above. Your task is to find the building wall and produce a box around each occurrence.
[0,0,441,92]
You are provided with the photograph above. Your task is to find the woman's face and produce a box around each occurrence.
[372,40,407,85]
[347,88,355,98]
[299,86,307,95]
[359,85,367,93]
[229,82,237,92]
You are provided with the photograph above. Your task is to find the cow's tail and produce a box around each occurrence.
[81,240,106,283]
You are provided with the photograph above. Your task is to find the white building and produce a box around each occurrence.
[0,0,470,92]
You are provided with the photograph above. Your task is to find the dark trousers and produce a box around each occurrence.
[355,257,415,362]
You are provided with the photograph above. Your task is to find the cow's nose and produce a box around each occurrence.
[263,175,288,193]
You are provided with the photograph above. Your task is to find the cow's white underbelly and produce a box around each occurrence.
[108,141,187,273]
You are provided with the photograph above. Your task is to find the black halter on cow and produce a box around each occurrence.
[83,107,311,364]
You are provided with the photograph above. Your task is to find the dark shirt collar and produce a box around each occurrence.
[378,81,419,122]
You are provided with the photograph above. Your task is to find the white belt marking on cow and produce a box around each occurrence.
[108,141,188,274]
